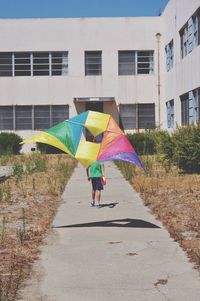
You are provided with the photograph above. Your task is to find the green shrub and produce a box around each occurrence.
[172,124,200,173]
[13,163,24,182]
[151,130,175,160]
[126,132,155,155]
[36,143,64,154]
[0,132,22,155]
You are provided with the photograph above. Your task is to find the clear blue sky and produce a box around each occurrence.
[0,0,169,19]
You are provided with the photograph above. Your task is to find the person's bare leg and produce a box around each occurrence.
[96,190,101,205]
[91,189,95,206]
[92,190,95,201]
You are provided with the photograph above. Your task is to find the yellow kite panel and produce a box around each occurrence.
[85,111,110,137]
[21,132,73,156]
[75,140,100,167]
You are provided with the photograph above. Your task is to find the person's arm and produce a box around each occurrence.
[86,167,90,181]
[101,164,105,177]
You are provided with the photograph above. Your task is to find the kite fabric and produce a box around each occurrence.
[21,110,143,168]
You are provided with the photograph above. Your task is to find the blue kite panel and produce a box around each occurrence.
[68,111,88,126]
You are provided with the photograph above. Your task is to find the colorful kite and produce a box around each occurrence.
[21,111,143,168]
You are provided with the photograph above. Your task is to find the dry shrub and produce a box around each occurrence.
[0,154,76,300]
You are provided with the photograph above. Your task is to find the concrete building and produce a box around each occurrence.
[0,0,199,150]
[163,0,200,129]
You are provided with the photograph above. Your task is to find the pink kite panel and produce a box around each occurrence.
[97,134,135,161]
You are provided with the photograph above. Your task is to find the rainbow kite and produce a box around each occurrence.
[22,111,143,168]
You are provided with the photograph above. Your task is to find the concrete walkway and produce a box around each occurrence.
[22,163,200,301]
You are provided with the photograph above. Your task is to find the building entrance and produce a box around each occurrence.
[85,101,103,112]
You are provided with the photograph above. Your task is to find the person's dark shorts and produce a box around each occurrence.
[91,177,103,191]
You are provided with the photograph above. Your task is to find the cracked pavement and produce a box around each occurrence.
[21,163,200,301]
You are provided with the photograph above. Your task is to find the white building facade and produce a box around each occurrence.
[163,0,200,129]
[0,0,199,149]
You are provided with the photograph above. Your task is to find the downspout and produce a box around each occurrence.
[156,33,161,129]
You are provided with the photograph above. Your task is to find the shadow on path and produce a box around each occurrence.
[100,202,118,208]
[53,218,160,229]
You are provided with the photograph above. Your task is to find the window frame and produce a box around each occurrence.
[0,51,68,77]
[118,50,154,76]
[85,51,102,76]
[119,103,155,130]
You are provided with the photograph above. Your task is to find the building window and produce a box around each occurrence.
[0,53,12,77]
[165,40,174,71]
[14,52,31,76]
[15,106,32,130]
[52,105,69,125]
[119,104,136,129]
[180,7,200,58]
[180,26,188,58]
[34,105,50,129]
[181,88,200,125]
[166,100,174,128]
[85,51,102,76]
[138,104,155,129]
[33,52,49,76]
[0,105,69,130]
[181,94,189,125]
[0,51,68,77]
[118,50,154,75]
[119,103,155,130]
[51,52,68,76]
[118,51,135,75]
[0,106,13,130]
[137,51,154,74]
[193,8,200,47]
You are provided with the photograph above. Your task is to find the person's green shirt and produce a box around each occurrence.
[89,162,103,178]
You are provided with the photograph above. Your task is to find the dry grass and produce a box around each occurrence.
[0,153,76,301]
[117,157,200,270]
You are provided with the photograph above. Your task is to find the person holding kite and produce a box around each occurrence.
[86,162,105,208]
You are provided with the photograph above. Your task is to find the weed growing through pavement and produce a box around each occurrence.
[0,216,6,244]
[16,208,27,245]
[0,183,11,203]
[32,177,36,191]
[3,182,11,202]
[196,248,200,266]
[12,164,24,184]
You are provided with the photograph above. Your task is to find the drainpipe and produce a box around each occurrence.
[156,33,161,129]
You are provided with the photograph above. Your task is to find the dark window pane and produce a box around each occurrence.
[138,104,155,129]
[34,106,50,129]
[52,105,69,125]
[0,53,12,77]
[118,51,135,75]
[119,104,136,129]
[33,52,49,76]
[181,94,189,125]
[85,51,102,75]
[0,106,13,130]
[15,106,32,130]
